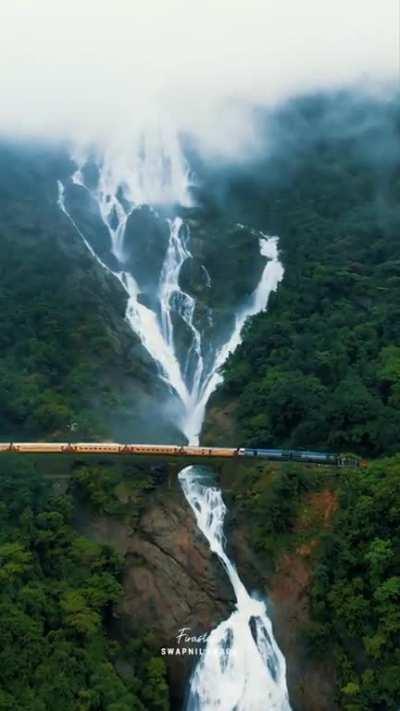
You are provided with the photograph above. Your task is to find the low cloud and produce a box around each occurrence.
[0,0,397,158]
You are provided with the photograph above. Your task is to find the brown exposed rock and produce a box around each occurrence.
[268,489,339,711]
[120,498,233,635]
[81,490,233,705]
[269,551,337,711]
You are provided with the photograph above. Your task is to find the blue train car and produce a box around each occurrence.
[292,450,337,465]
[238,448,286,459]
[238,448,339,465]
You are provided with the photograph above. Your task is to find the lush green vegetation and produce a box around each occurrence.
[305,456,400,710]
[0,457,169,710]
[208,92,400,456]
[0,145,113,438]
[228,462,325,561]
[0,228,125,439]
[71,459,166,524]
[226,456,400,709]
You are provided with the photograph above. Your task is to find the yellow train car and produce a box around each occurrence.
[1,442,72,453]
[0,442,239,458]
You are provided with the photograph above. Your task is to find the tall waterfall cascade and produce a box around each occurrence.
[58,135,290,708]
[57,139,283,443]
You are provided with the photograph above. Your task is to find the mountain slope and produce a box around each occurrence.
[0,141,181,443]
[203,92,400,456]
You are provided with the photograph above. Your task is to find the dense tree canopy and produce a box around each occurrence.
[307,457,400,710]
[205,92,400,456]
[0,458,169,710]
[227,455,400,709]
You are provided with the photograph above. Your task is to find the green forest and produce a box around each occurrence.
[0,457,169,711]
[308,456,400,710]
[209,92,400,456]
[227,455,400,710]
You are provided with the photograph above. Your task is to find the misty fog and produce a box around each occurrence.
[0,0,397,160]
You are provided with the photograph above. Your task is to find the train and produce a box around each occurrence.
[0,442,363,466]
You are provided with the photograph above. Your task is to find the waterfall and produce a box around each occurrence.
[181,234,283,444]
[58,151,283,443]
[58,179,187,404]
[57,138,290,709]
[179,466,291,711]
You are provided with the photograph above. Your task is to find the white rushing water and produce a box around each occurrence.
[58,149,283,443]
[179,466,291,711]
[182,234,283,444]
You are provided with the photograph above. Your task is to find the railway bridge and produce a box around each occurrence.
[0,442,362,467]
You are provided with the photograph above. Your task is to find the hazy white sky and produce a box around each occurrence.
[0,0,398,145]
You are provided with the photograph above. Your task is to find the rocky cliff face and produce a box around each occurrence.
[77,473,234,707]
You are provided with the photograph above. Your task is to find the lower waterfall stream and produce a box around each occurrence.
[179,467,291,710]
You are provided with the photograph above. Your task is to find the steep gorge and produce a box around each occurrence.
[71,457,338,710]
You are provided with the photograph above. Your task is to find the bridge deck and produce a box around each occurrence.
[0,442,361,467]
